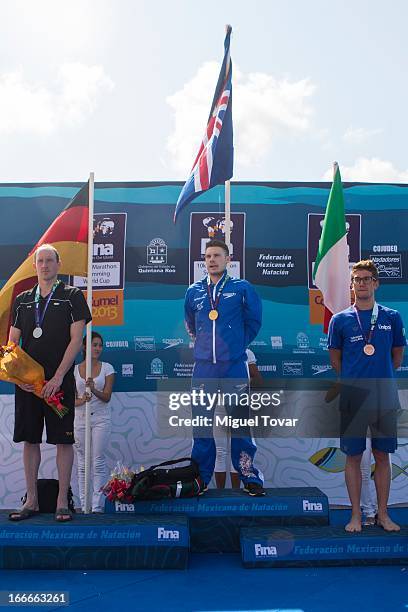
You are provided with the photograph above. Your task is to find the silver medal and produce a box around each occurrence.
[33,327,43,339]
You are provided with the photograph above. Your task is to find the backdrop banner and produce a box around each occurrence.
[0,181,407,507]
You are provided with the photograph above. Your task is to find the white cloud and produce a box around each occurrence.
[322,157,408,183]
[342,126,383,145]
[166,62,316,174]
[0,63,114,135]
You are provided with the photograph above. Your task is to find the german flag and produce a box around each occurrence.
[0,183,89,344]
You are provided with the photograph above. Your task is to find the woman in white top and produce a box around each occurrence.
[215,348,263,488]
[74,332,115,512]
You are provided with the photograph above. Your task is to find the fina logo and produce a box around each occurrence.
[254,543,277,557]
[303,499,323,512]
[115,501,135,512]
[158,527,180,540]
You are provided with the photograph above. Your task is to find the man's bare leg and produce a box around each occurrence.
[373,448,400,532]
[56,444,74,519]
[344,453,363,532]
[9,443,40,519]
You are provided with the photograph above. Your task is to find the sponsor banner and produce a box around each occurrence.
[162,338,184,349]
[270,336,283,349]
[72,212,127,290]
[146,358,168,381]
[370,253,402,279]
[293,332,315,355]
[282,361,303,376]
[134,336,156,351]
[84,289,124,326]
[242,534,406,563]
[246,248,304,286]
[189,212,245,284]
[309,288,354,326]
[310,364,333,377]
[106,498,199,514]
[309,289,325,325]
[134,237,177,279]
[0,181,407,394]
[121,363,134,377]
[105,340,129,349]
[173,362,194,377]
[0,523,188,547]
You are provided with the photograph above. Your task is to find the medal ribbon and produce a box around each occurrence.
[206,272,230,312]
[34,280,60,330]
[353,301,378,346]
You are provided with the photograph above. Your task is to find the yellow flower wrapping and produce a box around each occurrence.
[0,342,69,418]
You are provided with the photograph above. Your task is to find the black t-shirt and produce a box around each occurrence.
[12,281,92,379]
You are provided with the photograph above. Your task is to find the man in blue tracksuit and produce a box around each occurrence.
[184,239,265,496]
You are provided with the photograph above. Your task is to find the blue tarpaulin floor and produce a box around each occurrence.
[2,508,408,611]
[2,553,408,612]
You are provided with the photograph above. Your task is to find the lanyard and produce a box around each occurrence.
[353,301,378,345]
[206,272,229,312]
[34,280,60,330]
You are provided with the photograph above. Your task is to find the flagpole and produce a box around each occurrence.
[84,172,94,514]
[224,24,232,252]
[225,180,231,248]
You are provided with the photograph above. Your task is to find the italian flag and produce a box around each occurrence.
[313,163,350,333]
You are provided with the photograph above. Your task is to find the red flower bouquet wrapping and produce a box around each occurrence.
[101,463,137,502]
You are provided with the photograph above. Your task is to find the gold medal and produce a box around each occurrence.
[209,309,219,321]
[363,344,375,356]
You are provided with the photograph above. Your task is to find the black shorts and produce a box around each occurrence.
[13,374,75,445]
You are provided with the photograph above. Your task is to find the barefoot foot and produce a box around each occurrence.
[345,514,362,533]
[376,515,400,532]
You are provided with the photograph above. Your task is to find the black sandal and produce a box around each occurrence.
[9,508,39,522]
[55,507,72,522]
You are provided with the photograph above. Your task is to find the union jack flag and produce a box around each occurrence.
[174,26,233,222]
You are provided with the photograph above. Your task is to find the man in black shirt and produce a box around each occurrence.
[8,244,91,522]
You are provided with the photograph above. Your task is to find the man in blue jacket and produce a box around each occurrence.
[184,239,265,496]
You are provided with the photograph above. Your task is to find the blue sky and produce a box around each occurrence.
[1,0,407,183]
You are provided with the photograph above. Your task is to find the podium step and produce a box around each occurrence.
[105,487,329,552]
[241,525,408,567]
[0,512,189,569]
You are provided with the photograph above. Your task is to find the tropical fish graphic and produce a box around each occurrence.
[310,446,408,480]
[391,463,408,480]
[371,463,408,480]
[309,447,346,473]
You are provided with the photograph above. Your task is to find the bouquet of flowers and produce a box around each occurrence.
[0,342,68,418]
[101,462,139,502]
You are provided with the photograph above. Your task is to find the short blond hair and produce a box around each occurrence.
[351,259,378,280]
[34,244,60,263]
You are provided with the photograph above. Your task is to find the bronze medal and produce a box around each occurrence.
[363,344,375,356]
[209,309,219,321]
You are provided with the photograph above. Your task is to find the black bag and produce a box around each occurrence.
[130,458,202,500]
[22,479,75,513]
